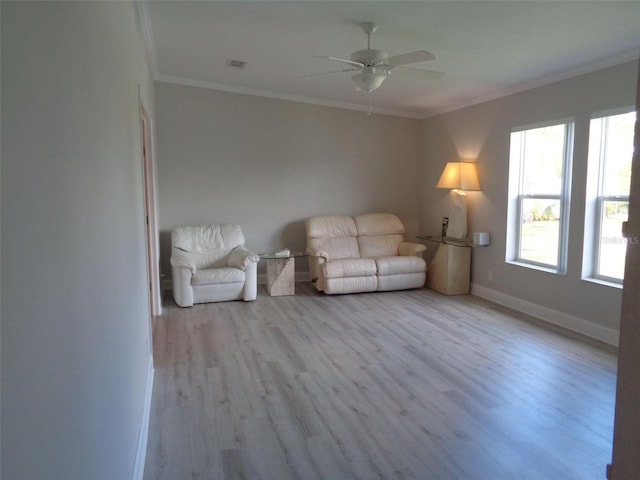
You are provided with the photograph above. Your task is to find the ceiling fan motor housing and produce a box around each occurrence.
[351,49,388,66]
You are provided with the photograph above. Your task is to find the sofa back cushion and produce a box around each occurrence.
[306,215,360,260]
[172,224,245,269]
[354,213,405,258]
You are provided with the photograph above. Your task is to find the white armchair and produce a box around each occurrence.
[170,224,259,307]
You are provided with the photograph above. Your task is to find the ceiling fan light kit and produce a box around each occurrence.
[352,67,387,92]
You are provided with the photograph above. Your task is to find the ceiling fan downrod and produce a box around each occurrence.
[361,22,378,50]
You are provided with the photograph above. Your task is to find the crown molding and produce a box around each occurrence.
[419,48,640,119]
[154,74,424,119]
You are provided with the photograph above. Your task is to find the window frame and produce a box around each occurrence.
[584,109,635,285]
[507,120,574,273]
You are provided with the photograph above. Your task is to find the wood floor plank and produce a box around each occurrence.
[144,283,617,480]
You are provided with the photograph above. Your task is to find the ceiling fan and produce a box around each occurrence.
[315,22,444,93]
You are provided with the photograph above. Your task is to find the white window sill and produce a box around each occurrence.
[506,260,566,276]
[582,276,623,289]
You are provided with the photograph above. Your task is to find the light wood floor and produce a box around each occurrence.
[144,283,617,480]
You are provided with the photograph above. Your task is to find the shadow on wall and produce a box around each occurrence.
[278,220,310,276]
[276,220,307,255]
[159,229,173,282]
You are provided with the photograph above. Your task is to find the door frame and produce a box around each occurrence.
[140,102,162,317]
[609,55,640,480]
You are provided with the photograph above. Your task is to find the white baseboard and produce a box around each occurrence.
[133,357,155,480]
[471,283,620,347]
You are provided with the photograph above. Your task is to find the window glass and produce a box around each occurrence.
[520,198,561,266]
[601,112,634,196]
[597,200,628,279]
[508,122,573,271]
[521,125,566,195]
[586,110,635,283]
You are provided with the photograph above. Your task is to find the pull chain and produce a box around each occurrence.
[367,91,372,116]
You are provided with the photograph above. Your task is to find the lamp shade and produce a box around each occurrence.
[436,162,480,191]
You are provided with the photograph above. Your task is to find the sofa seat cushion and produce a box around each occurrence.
[325,276,377,294]
[192,267,245,286]
[323,258,377,279]
[376,256,426,276]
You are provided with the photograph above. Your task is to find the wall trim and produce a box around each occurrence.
[155,75,421,119]
[133,357,154,480]
[471,283,620,347]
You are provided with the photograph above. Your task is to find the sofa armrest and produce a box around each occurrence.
[170,249,197,274]
[307,247,327,290]
[306,246,330,260]
[399,241,427,257]
[228,245,260,270]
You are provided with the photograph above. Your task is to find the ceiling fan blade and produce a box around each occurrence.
[386,50,436,66]
[315,55,365,68]
[389,66,445,81]
[298,67,362,78]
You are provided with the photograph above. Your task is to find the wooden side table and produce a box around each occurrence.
[260,252,307,296]
[417,236,472,295]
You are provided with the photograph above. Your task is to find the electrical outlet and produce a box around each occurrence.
[487,270,493,282]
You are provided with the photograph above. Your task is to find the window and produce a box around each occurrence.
[506,121,574,272]
[584,110,635,283]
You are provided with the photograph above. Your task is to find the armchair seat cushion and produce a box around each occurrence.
[323,258,377,279]
[192,267,245,286]
[376,256,427,276]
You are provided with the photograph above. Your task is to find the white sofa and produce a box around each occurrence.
[306,213,427,294]
[170,224,259,307]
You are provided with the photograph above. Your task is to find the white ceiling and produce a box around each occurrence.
[140,1,640,118]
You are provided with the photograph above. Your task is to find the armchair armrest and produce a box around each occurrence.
[399,241,427,257]
[228,245,260,270]
[171,248,197,307]
[170,249,197,274]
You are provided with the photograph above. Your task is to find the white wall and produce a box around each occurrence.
[155,82,421,277]
[420,61,639,344]
[1,2,154,479]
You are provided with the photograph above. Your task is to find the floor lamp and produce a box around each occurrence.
[436,161,481,240]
